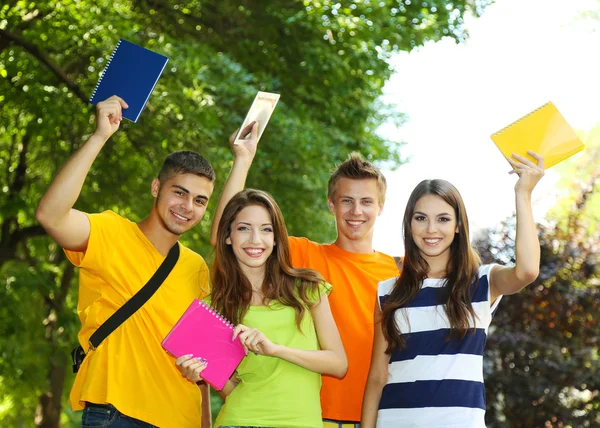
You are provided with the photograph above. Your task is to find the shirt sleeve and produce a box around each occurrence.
[64,210,121,271]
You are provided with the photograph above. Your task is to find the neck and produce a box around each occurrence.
[137,214,179,257]
[334,234,374,255]
[422,253,450,279]
[240,265,266,292]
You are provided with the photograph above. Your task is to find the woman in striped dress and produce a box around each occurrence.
[361,152,545,427]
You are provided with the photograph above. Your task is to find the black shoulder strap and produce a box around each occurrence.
[88,242,180,350]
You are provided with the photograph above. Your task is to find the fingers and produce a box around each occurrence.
[239,121,256,140]
[250,121,258,140]
[232,324,248,340]
[508,152,545,175]
[229,128,240,144]
[176,354,208,382]
[105,95,129,109]
[526,150,545,168]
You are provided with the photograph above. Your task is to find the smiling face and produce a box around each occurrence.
[152,173,214,236]
[226,204,275,278]
[328,177,383,252]
[410,193,458,267]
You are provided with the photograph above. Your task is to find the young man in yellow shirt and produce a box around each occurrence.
[36,96,214,427]
[210,124,399,426]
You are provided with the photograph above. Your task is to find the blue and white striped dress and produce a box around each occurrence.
[376,264,500,428]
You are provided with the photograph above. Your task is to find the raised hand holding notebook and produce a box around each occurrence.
[490,102,584,169]
[162,299,247,390]
[90,39,168,123]
[233,91,280,144]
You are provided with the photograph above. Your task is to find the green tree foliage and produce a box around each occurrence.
[0,0,490,425]
[476,128,600,427]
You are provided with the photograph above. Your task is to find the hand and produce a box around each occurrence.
[175,354,208,383]
[232,324,279,356]
[228,121,259,163]
[508,151,545,194]
[93,95,129,141]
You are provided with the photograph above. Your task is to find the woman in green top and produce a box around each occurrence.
[177,189,348,428]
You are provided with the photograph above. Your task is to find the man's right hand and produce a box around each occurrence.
[93,96,129,141]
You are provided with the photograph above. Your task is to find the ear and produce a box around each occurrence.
[327,199,335,215]
[377,202,384,217]
[226,236,232,245]
[151,178,160,198]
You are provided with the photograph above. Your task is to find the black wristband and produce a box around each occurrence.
[196,379,206,386]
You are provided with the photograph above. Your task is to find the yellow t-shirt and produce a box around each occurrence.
[66,211,209,428]
[289,237,399,423]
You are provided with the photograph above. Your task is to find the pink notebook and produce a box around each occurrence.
[162,299,247,390]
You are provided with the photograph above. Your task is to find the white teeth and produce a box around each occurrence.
[173,212,189,221]
[244,249,264,255]
[424,238,441,243]
[347,220,364,225]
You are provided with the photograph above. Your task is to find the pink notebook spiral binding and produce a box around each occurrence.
[162,299,247,390]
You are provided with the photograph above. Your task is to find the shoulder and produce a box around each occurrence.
[378,276,398,297]
[289,236,320,250]
[179,244,209,270]
[88,210,127,227]
[477,264,497,280]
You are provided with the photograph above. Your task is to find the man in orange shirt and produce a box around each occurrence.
[211,124,399,426]
[36,96,214,427]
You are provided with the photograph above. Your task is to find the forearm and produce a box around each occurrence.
[36,133,107,225]
[209,157,252,245]
[216,377,239,400]
[272,345,347,378]
[361,377,386,428]
[199,383,212,428]
[514,190,540,282]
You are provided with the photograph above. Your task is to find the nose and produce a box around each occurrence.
[426,220,437,233]
[351,201,362,216]
[180,197,193,211]
[250,229,261,244]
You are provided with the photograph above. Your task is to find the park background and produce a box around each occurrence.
[0,0,598,426]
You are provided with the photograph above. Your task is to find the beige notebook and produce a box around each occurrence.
[234,91,280,144]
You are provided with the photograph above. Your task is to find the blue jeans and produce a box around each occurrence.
[82,403,157,428]
[323,419,360,428]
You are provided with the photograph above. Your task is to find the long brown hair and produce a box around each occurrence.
[211,189,324,328]
[382,179,481,354]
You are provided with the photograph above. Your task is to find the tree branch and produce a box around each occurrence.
[0,28,88,102]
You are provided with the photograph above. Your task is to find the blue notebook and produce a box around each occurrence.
[90,39,169,122]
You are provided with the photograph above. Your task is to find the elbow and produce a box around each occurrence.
[517,268,539,286]
[35,204,51,229]
[332,354,348,379]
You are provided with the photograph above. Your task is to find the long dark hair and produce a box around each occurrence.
[211,189,324,328]
[382,179,481,353]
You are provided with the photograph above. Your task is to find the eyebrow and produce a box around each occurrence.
[414,211,453,217]
[339,195,374,200]
[172,185,209,202]
[236,221,273,227]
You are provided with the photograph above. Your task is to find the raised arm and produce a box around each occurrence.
[209,122,259,246]
[361,300,391,427]
[35,96,128,251]
[233,293,348,378]
[490,151,544,302]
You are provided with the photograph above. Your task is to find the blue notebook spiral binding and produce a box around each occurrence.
[90,39,169,123]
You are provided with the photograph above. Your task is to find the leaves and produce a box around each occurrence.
[0,0,486,425]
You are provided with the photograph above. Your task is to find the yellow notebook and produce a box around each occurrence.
[490,102,584,169]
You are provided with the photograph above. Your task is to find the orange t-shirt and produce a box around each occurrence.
[289,237,399,422]
[65,211,210,427]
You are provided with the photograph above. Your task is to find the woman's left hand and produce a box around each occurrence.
[232,324,280,356]
[508,150,545,193]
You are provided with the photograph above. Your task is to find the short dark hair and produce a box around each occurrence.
[158,151,216,183]
[328,152,387,204]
